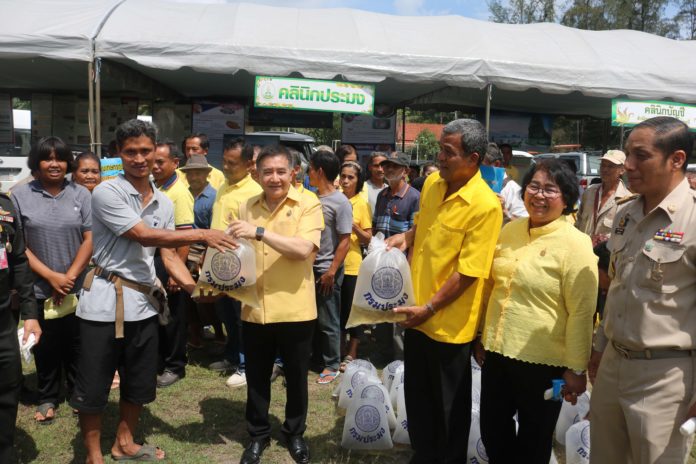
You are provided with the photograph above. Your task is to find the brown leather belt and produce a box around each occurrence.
[612,341,696,360]
[83,267,168,339]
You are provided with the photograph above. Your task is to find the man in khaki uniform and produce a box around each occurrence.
[589,116,696,463]
[575,149,632,245]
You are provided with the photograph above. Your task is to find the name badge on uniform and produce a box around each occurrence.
[0,247,8,270]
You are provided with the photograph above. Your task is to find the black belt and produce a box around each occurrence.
[612,342,696,360]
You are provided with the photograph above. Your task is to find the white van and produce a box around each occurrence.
[0,109,32,193]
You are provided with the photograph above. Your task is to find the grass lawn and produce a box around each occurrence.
[13,340,696,464]
[14,342,413,464]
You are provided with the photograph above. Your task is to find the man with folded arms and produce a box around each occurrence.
[228,145,323,464]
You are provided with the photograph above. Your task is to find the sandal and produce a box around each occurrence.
[111,444,165,461]
[339,356,353,373]
[35,402,55,425]
[316,370,340,384]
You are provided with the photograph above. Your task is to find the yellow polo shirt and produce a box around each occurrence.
[345,195,371,276]
[177,166,226,190]
[241,186,324,324]
[210,174,263,231]
[411,171,502,344]
[159,174,194,228]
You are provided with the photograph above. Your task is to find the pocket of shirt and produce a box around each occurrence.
[639,243,686,293]
[429,223,463,256]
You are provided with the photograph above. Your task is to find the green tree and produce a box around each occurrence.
[675,0,696,38]
[411,129,440,160]
[561,0,609,30]
[488,0,556,23]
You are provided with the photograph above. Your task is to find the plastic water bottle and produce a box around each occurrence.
[544,379,566,401]
[679,418,696,436]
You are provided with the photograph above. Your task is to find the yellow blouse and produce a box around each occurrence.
[481,216,598,371]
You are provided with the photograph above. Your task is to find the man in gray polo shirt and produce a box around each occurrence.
[70,119,236,464]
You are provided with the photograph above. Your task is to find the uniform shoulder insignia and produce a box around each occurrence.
[616,194,640,205]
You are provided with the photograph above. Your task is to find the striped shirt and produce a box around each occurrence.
[372,182,420,238]
[11,180,92,299]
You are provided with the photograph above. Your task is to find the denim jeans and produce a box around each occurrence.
[215,296,245,370]
[312,267,344,372]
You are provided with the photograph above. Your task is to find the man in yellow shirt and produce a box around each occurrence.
[152,141,195,388]
[208,138,262,388]
[388,119,502,463]
[177,133,226,189]
[227,145,323,464]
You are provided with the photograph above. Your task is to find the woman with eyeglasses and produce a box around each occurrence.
[474,159,598,463]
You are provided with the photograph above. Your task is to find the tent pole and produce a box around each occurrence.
[88,61,95,153]
[620,125,625,148]
[95,58,102,158]
[485,84,492,138]
[401,106,406,152]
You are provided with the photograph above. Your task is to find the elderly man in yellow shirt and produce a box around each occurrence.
[387,119,502,463]
[208,138,263,388]
[227,145,323,464]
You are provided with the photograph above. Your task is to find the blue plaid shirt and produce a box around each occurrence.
[372,182,420,238]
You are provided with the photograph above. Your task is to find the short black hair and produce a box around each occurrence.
[223,137,245,153]
[632,116,693,171]
[183,133,209,152]
[521,158,579,215]
[73,151,100,173]
[240,144,256,162]
[310,149,341,182]
[341,161,365,194]
[256,145,292,171]
[499,143,512,151]
[28,136,73,172]
[156,140,183,162]
[115,119,157,152]
[336,144,358,163]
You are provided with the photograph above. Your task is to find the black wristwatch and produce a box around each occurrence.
[255,226,265,241]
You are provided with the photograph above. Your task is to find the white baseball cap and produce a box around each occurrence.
[600,150,626,165]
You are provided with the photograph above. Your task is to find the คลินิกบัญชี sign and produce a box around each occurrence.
[612,99,696,131]
[254,76,375,115]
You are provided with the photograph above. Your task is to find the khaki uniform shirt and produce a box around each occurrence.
[575,181,631,237]
[594,178,696,352]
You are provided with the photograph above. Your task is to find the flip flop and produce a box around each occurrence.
[111,444,164,461]
[316,371,339,384]
[35,402,55,425]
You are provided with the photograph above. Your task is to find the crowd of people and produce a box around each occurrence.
[0,114,694,464]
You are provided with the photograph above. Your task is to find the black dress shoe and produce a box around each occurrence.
[240,437,270,464]
[286,435,310,464]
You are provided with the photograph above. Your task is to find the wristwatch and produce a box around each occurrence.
[255,226,265,241]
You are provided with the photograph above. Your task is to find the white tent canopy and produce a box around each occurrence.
[1,0,696,116]
[93,0,696,113]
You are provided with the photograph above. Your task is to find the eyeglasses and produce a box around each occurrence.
[525,184,562,199]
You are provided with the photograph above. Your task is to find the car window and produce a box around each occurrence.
[559,154,581,174]
[588,156,602,175]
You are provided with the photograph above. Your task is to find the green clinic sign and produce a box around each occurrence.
[612,99,696,131]
[254,76,375,115]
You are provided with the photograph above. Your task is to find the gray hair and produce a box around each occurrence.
[484,142,503,165]
[369,151,387,162]
[442,119,487,165]
[116,119,158,151]
[315,144,334,154]
[288,148,308,182]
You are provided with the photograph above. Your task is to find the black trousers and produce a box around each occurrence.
[0,309,22,463]
[33,303,79,406]
[480,351,565,464]
[243,320,315,440]
[158,291,188,377]
[403,329,472,464]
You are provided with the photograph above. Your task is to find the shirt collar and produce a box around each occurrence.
[115,173,159,202]
[223,173,252,191]
[29,179,69,196]
[253,184,300,211]
[194,183,214,198]
[526,215,568,238]
[432,170,484,204]
[653,177,692,222]
[159,172,179,191]
[385,182,410,199]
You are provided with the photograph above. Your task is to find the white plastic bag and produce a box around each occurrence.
[341,397,393,450]
[467,411,489,463]
[345,233,414,328]
[382,360,404,392]
[354,380,397,430]
[554,391,591,446]
[194,240,260,308]
[16,328,35,363]
[338,365,380,410]
[565,420,591,464]
[471,356,482,413]
[392,381,410,445]
[389,364,405,409]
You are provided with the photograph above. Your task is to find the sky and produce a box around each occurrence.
[170,0,491,20]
